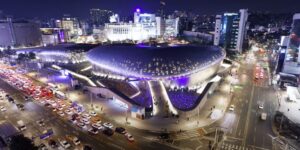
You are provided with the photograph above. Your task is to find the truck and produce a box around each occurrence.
[17,120,26,131]
[261,113,267,120]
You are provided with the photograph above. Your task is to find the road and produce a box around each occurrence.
[216,51,278,149]
[0,78,175,150]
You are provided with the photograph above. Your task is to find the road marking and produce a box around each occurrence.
[242,84,255,146]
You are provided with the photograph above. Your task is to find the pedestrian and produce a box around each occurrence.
[288,108,290,111]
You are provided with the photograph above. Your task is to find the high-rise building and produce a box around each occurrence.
[282,13,300,75]
[214,9,248,53]
[0,18,42,48]
[61,16,80,38]
[214,15,222,46]
[90,9,113,27]
[164,18,179,37]
[105,9,179,42]
[0,10,4,19]
[157,1,166,18]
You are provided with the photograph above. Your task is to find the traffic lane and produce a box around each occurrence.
[0,79,125,150]
[245,87,272,149]
[230,60,254,138]
[0,78,175,150]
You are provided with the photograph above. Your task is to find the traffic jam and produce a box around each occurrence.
[0,66,134,149]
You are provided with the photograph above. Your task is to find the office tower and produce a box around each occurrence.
[90,9,113,27]
[157,1,166,18]
[0,18,42,47]
[282,13,300,75]
[214,9,248,53]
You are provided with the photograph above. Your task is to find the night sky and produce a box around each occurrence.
[1,0,300,19]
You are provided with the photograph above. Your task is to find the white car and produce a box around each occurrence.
[81,118,90,125]
[103,122,113,129]
[260,73,264,79]
[59,139,71,149]
[58,111,65,117]
[77,122,86,129]
[72,136,80,145]
[0,106,6,112]
[258,104,264,109]
[229,105,235,111]
[65,109,73,115]
[82,113,91,119]
[92,123,104,130]
[125,133,134,142]
[89,111,97,116]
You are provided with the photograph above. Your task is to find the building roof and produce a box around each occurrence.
[0,122,18,140]
[87,44,225,78]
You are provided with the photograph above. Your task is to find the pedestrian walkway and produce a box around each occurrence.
[24,67,234,132]
[171,128,207,141]
[148,81,177,117]
[220,142,254,150]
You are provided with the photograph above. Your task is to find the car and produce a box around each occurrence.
[260,73,264,79]
[57,111,65,117]
[83,145,93,150]
[82,113,91,119]
[115,127,126,134]
[48,139,58,148]
[80,118,90,125]
[125,133,134,142]
[56,107,64,110]
[65,109,73,115]
[77,122,86,129]
[88,128,99,135]
[103,128,114,136]
[258,104,264,109]
[16,104,25,111]
[92,123,104,130]
[38,143,47,150]
[0,106,6,112]
[103,122,113,129]
[44,103,52,108]
[72,113,79,120]
[37,120,45,127]
[261,112,267,120]
[58,139,71,149]
[52,108,57,112]
[72,136,81,145]
[89,111,97,116]
[229,105,235,111]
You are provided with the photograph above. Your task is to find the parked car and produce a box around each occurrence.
[103,122,113,129]
[48,139,58,148]
[115,127,126,134]
[103,128,114,136]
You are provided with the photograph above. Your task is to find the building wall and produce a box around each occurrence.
[283,13,300,75]
[0,20,41,47]
[0,22,14,47]
[13,23,42,46]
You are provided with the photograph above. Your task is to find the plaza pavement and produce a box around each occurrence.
[25,67,235,132]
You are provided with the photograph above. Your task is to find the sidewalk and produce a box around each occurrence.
[26,68,233,132]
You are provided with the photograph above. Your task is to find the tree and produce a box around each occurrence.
[28,52,36,60]
[9,134,38,150]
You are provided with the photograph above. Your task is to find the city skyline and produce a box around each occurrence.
[1,0,300,19]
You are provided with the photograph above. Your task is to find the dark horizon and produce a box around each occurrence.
[1,0,300,19]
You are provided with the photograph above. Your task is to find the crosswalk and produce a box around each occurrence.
[220,143,253,150]
[171,128,207,141]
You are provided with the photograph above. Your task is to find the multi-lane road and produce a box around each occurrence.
[214,51,279,150]
[0,77,175,150]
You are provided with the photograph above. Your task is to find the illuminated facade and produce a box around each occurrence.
[214,9,248,52]
[105,9,179,41]
[87,44,225,87]
[282,13,300,75]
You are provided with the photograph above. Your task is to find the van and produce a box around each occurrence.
[261,113,267,120]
